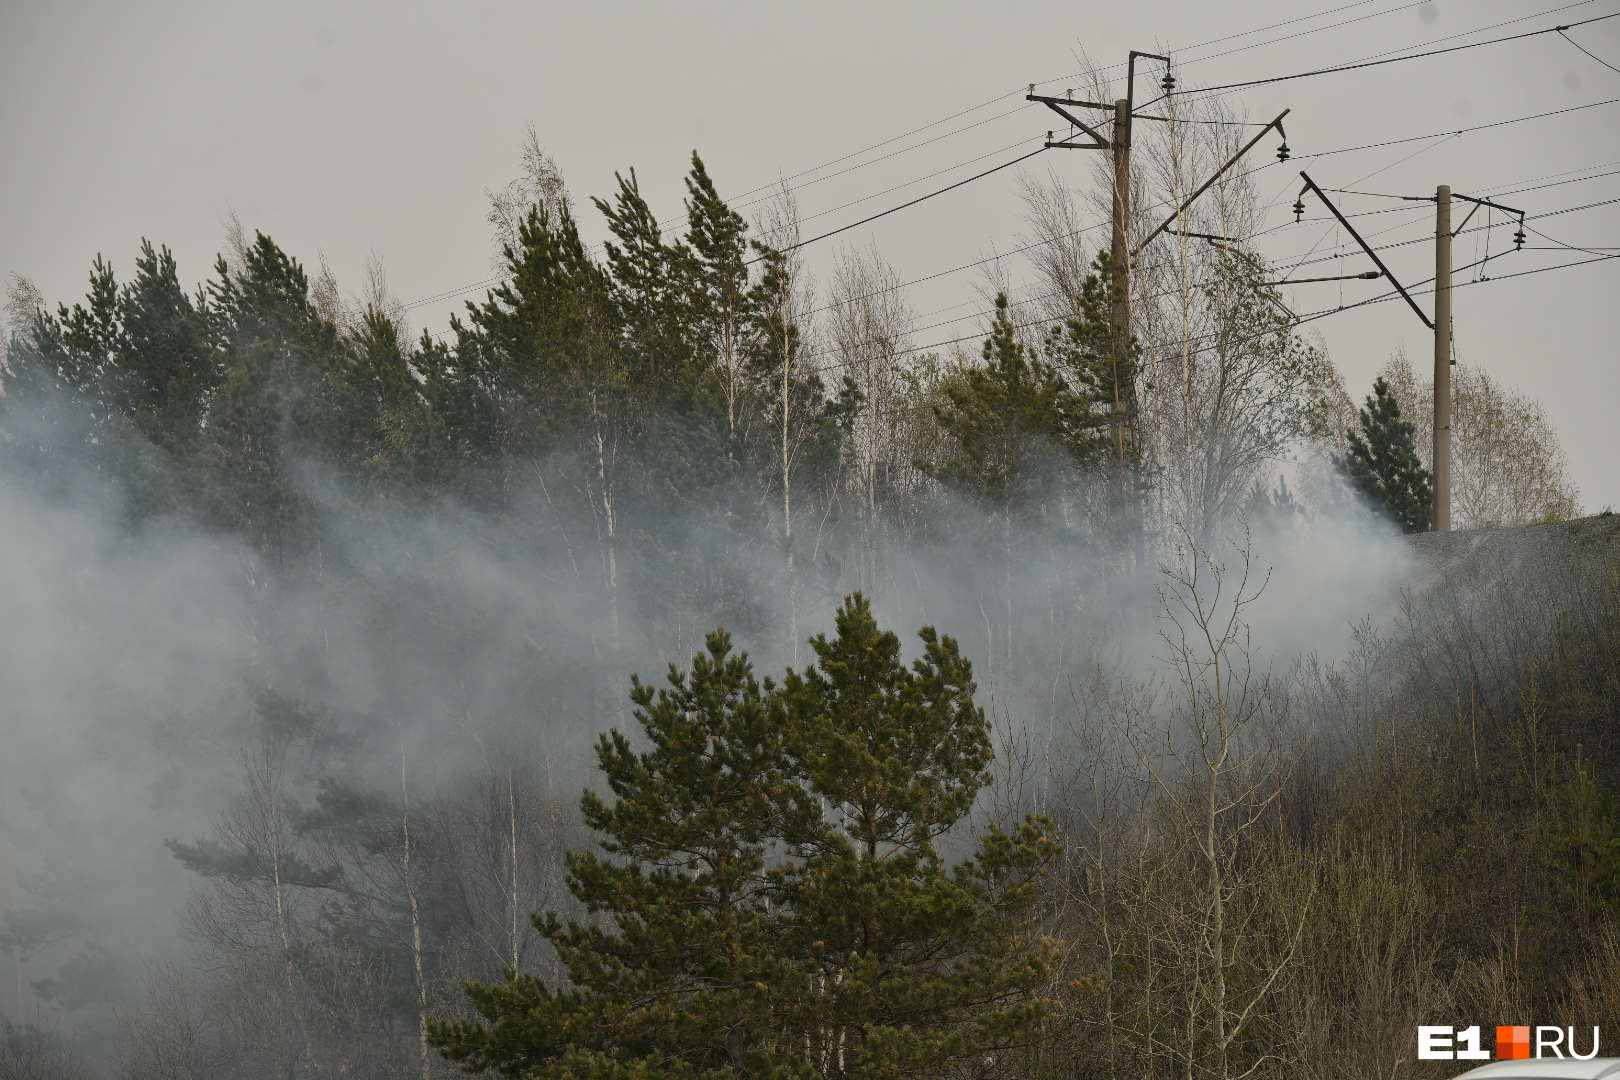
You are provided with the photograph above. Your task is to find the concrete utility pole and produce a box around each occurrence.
[1294,176,1524,533]
[1026,50,1166,469]
[1027,51,1166,563]
[1432,184,1453,532]
[1109,97,1133,465]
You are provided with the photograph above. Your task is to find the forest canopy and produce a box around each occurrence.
[0,136,1612,1080]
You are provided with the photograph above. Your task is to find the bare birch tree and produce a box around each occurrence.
[1378,350,1580,526]
[827,246,911,587]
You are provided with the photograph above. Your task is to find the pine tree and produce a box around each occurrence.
[430,598,1063,1079]
[777,595,1063,1078]
[926,293,1110,521]
[117,239,213,457]
[1337,376,1433,533]
[201,232,348,558]
[428,631,819,1079]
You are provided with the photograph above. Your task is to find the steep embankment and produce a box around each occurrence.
[1403,511,1620,589]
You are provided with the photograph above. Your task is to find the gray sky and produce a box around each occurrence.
[4,0,1617,508]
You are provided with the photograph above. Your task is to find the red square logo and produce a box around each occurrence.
[1497,1026,1530,1059]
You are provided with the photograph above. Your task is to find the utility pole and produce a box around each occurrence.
[1432,185,1452,532]
[1109,96,1133,466]
[1295,175,1524,531]
[1028,52,1166,466]
[1028,50,1166,558]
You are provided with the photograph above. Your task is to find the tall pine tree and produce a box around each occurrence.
[429,597,1064,1079]
[778,595,1063,1078]
[1337,375,1433,533]
[926,293,1111,522]
[429,630,818,1079]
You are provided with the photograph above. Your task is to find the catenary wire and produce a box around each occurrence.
[1145,5,1615,105]
[402,2,1547,314]
[1559,27,1620,72]
[418,96,1620,341]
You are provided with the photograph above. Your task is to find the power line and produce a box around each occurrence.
[1484,158,1620,194]
[1167,9,1619,99]
[1523,222,1620,255]
[1134,0,1604,110]
[415,84,1620,342]
[750,146,1050,264]
[404,124,1044,313]
[793,135,1037,228]
[1330,164,1620,200]
[793,249,1620,382]
[819,100,1620,320]
[402,1,1523,317]
[1560,26,1620,73]
[1305,96,1620,159]
[1277,195,1620,271]
[726,103,1033,218]
[1172,0,1436,70]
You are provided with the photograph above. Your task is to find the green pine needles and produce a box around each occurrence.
[428,594,1064,1079]
[1337,375,1433,533]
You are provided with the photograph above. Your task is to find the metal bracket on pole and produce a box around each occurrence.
[1260,270,1382,286]
[1166,227,1240,251]
[1025,94,1112,150]
[1297,171,1433,329]
[1450,192,1527,248]
[1135,110,1291,255]
[1127,49,1170,115]
[1027,49,1171,152]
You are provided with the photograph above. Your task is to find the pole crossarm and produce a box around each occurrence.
[1449,192,1526,238]
[1026,93,1112,149]
[1297,171,1434,329]
[1135,110,1291,255]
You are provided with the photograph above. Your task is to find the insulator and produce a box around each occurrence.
[1513,228,1526,249]
[1276,142,1290,162]
[1046,130,1054,143]
[1161,71,1176,93]
[1293,198,1305,223]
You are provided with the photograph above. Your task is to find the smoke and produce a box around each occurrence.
[0,392,1422,1070]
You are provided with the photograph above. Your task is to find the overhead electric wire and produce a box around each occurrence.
[790,249,1620,382]
[748,146,1050,263]
[793,134,1038,228]
[822,189,1620,375]
[1171,0,1437,70]
[402,1,1501,317]
[404,120,1046,314]
[410,4,1603,319]
[702,1,1462,216]
[408,5,1610,323]
[787,111,1620,325]
[803,105,1620,323]
[1330,164,1620,200]
[1560,26,1620,72]
[725,103,1033,217]
[408,16,1620,343]
[1163,8,1618,100]
[1485,159,1620,193]
[1273,194,1620,272]
[1523,222,1620,255]
[1134,0,1604,110]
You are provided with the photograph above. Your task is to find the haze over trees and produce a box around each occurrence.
[0,110,1613,1080]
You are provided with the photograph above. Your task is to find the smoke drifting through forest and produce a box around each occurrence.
[0,382,1416,1065]
[1,127,1611,1077]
